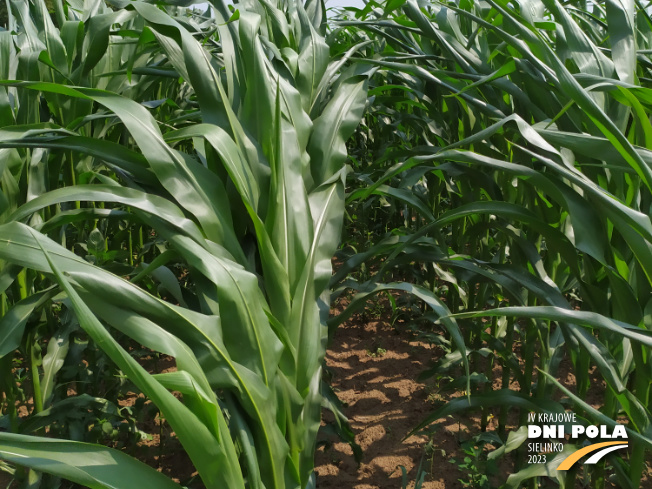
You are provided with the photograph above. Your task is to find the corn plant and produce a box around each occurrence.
[329,0,652,487]
[0,1,369,488]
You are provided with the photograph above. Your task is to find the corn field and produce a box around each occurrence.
[0,0,650,488]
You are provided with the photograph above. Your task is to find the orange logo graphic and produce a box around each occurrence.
[557,441,629,471]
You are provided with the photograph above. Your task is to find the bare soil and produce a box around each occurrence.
[314,305,497,489]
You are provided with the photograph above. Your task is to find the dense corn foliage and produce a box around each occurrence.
[0,1,368,488]
[0,0,651,488]
[330,0,652,487]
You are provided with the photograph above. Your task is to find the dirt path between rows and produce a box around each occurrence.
[315,308,477,489]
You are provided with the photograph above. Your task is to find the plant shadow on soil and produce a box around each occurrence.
[315,299,504,489]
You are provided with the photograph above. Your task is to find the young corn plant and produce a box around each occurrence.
[0,1,369,488]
